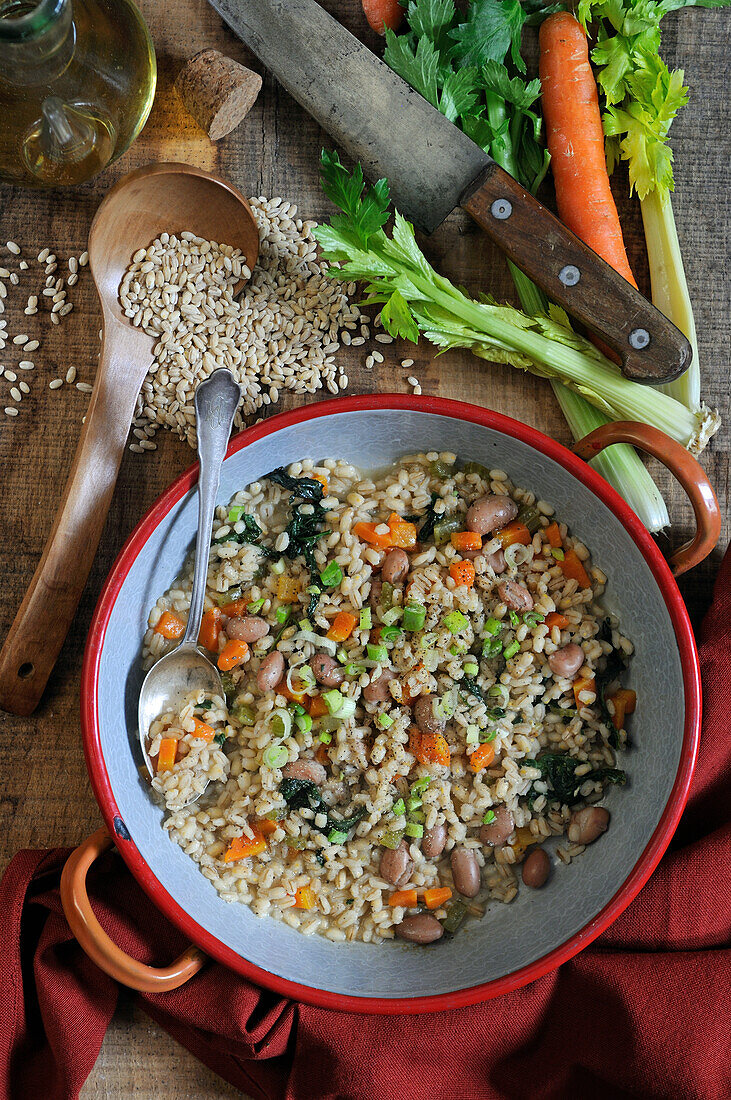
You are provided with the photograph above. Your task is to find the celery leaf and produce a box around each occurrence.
[380,290,421,343]
[449,0,528,73]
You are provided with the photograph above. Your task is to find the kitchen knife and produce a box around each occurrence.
[208,0,691,384]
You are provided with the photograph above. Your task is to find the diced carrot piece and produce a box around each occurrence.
[423,886,452,910]
[496,522,532,548]
[217,639,249,671]
[410,727,451,767]
[449,560,475,589]
[450,531,482,552]
[468,743,495,772]
[223,824,267,863]
[191,717,215,743]
[388,889,418,908]
[573,674,597,710]
[155,611,185,639]
[315,743,330,766]
[198,607,221,652]
[308,694,330,718]
[353,520,393,550]
[545,522,562,548]
[327,611,358,642]
[156,737,178,772]
[511,826,539,859]
[544,612,569,630]
[608,687,637,730]
[218,597,248,618]
[294,886,317,909]
[276,575,301,603]
[561,548,592,590]
[311,473,329,492]
[388,512,417,550]
[258,818,279,836]
[276,678,308,705]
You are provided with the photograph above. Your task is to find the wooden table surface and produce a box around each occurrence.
[0,2,728,1096]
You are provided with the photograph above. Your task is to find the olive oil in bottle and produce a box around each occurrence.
[0,0,156,187]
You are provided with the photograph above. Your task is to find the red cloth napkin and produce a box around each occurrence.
[2,549,730,1100]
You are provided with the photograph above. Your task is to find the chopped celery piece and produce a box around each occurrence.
[504,641,520,660]
[344,663,365,676]
[275,606,290,624]
[227,505,244,522]
[483,810,496,825]
[516,504,542,535]
[485,618,501,635]
[231,703,256,726]
[465,724,480,746]
[403,602,426,631]
[392,798,406,816]
[461,461,491,479]
[270,558,285,575]
[411,776,432,795]
[443,610,467,634]
[406,796,422,813]
[464,661,479,676]
[248,597,265,612]
[298,618,311,631]
[377,712,393,729]
[328,829,348,845]
[216,587,242,606]
[318,730,332,744]
[359,607,372,630]
[482,635,503,659]
[442,899,468,934]
[380,581,394,609]
[509,610,520,627]
[432,515,461,546]
[319,560,343,587]
[269,708,292,738]
[430,459,454,477]
[380,828,404,849]
[405,822,423,838]
[336,647,348,664]
[551,548,565,561]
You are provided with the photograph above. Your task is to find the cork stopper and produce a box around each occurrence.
[175,49,263,141]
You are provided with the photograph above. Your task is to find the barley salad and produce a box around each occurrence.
[141,453,635,944]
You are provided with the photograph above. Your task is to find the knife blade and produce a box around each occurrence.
[208,0,691,384]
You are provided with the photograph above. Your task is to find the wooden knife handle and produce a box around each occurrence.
[0,337,138,716]
[461,163,691,384]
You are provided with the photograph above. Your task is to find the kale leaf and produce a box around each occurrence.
[524,752,626,807]
[596,618,628,747]
[265,468,330,617]
[461,675,507,720]
[405,491,440,541]
[280,777,366,840]
[211,512,273,551]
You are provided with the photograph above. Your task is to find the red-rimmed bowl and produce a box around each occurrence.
[63,396,720,1012]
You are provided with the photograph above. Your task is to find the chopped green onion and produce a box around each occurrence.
[504,641,520,660]
[318,730,332,744]
[488,685,504,697]
[306,584,321,597]
[327,829,348,845]
[227,505,244,522]
[482,635,503,659]
[298,618,311,631]
[480,728,498,743]
[380,828,404,849]
[509,610,520,627]
[449,643,466,656]
[359,607,372,630]
[406,796,422,813]
[376,712,393,729]
[443,610,467,635]
[290,702,306,715]
[485,617,502,635]
[367,643,388,662]
[295,712,313,734]
[275,606,291,624]
[465,724,480,746]
[382,607,402,626]
[344,663,365,676]
[419,631,438,649]
[337,647,348,664]
[319,560,343,587]
[392,798,406,817]
[269,708,292,739]
[551,548,565,561]
[322,689,344,714]
[523,611,545,628]
[411,776,432,796]
[402,601,426,631]
[380,625,402,642]
[248,597,265,613]
[270,558,285,575]
[405,822,424,838]
[464,661,479,676]
[262,743,288,768]
[482,810,496,825]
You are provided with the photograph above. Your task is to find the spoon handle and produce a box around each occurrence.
[182,369,241,647]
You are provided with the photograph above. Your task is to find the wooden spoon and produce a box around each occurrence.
[0,162,259,716]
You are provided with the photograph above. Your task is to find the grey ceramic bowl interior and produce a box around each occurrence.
[92,406,687,1003]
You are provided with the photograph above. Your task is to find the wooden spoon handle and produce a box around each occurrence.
[0,337,139,715]
[460,163,692,384]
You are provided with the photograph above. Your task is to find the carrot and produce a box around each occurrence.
[573,674,597,710]
[449,560,476,589]
[423,886,452,910]
[496,522,532,548]
[539,13,637,288]
[388,512,417,550]
[544,522,563,549]
[258,818,279,836]
[218,597,248,618]
[198,606,221,652]
[154,611,185,639]
[315,743,330,766]
[308,694,330,718]
[410,727,450,767]
[353,520,393,550]
[217,639,249,671]
[450,531,482,553]
[361,0,403,35]
[327,611,358,642]
[311,473,329,492]
[276,575,300,603]
[608,687,637,730]
[388,888,418,908]
[156,737,178,772]
[468,743,495,773]
[191,717,215,743]
[276,679,308,706]
[544,612,570,630]
[223,824,267,863]
[561,548,592,590]
[293,886,317,909]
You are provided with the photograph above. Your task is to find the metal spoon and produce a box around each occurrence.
[138,367,241,797]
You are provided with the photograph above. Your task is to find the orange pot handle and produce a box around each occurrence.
[572,421,721,577]
[60,826,206,992]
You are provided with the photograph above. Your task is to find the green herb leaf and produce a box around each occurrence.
[380,289,420,343]
[280,777,366,839]
[449,0,527,73]
[383,29,442,106]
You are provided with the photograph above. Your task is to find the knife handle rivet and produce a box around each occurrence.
[629,327,651,350]
[559,264,581,287]
[490,199,512,220]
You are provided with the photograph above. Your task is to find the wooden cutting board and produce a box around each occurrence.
[0,2,727,1095]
